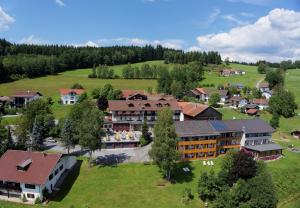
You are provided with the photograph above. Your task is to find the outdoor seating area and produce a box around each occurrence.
[102,130,142,149]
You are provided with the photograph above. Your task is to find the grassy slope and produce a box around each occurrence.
[0,159,221,208]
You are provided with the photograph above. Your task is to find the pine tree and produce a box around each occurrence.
[149,107,179,180]
[31,117,44,151]
[60,119,76,154]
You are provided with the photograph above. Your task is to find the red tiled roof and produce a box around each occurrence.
[177,102,209,117]
[13,91,42,98]
[60,89,85,95]
[252,98,268,105]
[108,100,181,111]
[0,150,62,185]
[121,90,145,98]
[246,108,258,114]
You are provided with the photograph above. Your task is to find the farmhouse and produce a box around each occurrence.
[175,119,282,161]
[12,91,42,108]
[258,83,270,93]
[186,87,229,104]
[60,89,85,105]
[107,100,183,131]
[0,150,76,203]
[220,68,245,76]
[177,102,222,120]
[121,90,147,100]
[228,96,248,108]
[251,98,269,110]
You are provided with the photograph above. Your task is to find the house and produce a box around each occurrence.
[60,89,85,105]
[258,83,270,93]
[291,130,300,139]
[107,100,183,131]
[175,119,282,160]
[244,104,259,115]
[262,91,272,100]
[121,90,147,100]
[0,150,76,203]
[177,102,222,120]
[220,68,236,77]
[186,88,229,104]
[219,89,230,104]
[228,96,248,108]
[12,91,42,108]
[251,98,269,110]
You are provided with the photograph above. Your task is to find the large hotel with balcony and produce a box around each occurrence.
[175,119,282,160]
[106,100,184,131]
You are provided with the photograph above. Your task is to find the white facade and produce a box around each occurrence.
[61,92,80,105]
[0,155,76,203]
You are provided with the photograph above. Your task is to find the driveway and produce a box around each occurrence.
[43,141,152,163]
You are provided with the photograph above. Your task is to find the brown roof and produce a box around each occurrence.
[108,100,181,111]
[60,89,85,95]
[147,93,176,101]
[13,91,42,98]
[259,83,269,88]
[219,89,229,97]
[246,108,258,115]
[178,102,209,117]
[0,150,62,185]
[121,90,145,98]
[252,98,268,105]
[229,96,246,102]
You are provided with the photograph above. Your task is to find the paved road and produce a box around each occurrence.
[256,78,265,89]
[44,141,152,163]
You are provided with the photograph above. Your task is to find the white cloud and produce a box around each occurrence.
[55,0,65,7]
[196,8,300,62]
[96,38,184,49]
[20,35,46,45]
[0,6,15,31]
[222,14,249,26]
[240,12,254,17]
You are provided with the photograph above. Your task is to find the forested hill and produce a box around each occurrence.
[0,38,222,82]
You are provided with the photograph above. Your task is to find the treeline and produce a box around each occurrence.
[163,50,222,65]
[232,59,300,69]
[0,39,179,82]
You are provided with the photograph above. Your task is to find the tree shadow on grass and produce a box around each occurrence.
[96,153,130,168]
[50,160,83,202]
[171,161,195,184]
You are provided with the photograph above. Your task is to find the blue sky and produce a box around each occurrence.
[0,0,299,62]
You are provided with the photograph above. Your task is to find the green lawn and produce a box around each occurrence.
[0,159,222,208]
[200,63,265,87]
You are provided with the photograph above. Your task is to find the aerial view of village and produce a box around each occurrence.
[0,0,299,207]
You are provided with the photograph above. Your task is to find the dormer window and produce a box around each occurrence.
[16,158,32,171]
[164,103,170,106]
[144,103,151,107]
[156,103,162,107]
[128,103,134,107]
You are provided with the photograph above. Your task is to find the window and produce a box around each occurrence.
[59,164,64,171]
[27,193,35,198]
[25,184,35,189]
[49,174,53,181]
[55,169,59,175]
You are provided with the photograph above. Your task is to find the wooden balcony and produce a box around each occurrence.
[180,147,216,154]
[178,139,217,146]
[218,144,240,149]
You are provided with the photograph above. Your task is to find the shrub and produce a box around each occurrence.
[34,197,42,204]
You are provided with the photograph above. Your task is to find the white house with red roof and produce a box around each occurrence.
[60,89,85,105]
[0,150,76,203]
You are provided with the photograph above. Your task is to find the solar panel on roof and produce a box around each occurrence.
[210,120,229,131]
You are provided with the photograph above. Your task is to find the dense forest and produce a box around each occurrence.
[0,38,222,82]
